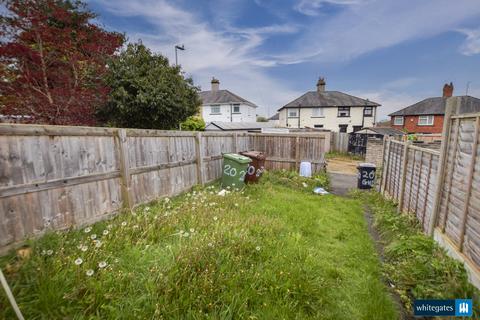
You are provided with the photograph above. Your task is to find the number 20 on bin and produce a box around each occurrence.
[223,164,246,181]
[359,170,375,186]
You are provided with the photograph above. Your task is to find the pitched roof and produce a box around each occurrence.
[389,96,480,116]
[278,91,380,110]
[205,121,275,131]
[356,127,405,136]
[268,113,279,120]
[199,90,258,108]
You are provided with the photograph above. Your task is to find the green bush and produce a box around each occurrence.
[180,116,205,131]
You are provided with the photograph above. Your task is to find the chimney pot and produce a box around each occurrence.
[317,77,326,93]
[443,82,454,98]
[211,77,220,92]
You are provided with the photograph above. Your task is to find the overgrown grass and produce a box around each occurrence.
[353,190,480,316]
[325,151,364,161]
[0,172,397,319]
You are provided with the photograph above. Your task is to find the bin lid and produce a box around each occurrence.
[358,162,376,168]
[223,153,252,164]
[240,151,266,160]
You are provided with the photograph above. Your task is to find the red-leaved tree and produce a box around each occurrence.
[0,0,124,125]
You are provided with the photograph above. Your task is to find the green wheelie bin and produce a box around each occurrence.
[221,153,252,189]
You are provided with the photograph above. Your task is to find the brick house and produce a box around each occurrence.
[389,83,480,134]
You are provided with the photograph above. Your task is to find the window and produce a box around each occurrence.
[210,106,221,114]
[314,124,324,128]
[232,104,240,113]
[364,107,373,117]
[312,107,324,117]
[418,115,434,126]
[337,107,350,117]
[339,124,348,133]
[353,125,362,132]
[393,116,404,126]
[288,108,298,118]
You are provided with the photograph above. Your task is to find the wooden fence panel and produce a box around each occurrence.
[0,125,328,252]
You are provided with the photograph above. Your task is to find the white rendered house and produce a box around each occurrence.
[278,78,380,133]
[199,78,258,123]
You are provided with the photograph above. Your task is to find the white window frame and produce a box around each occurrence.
[210,105,221,114]
[288,108,299,118]
[418,115,434,126]
[232,104,240,113]
[393,116,404,126]
[312,107,324,117]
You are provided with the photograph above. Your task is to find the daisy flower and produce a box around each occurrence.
[46,249,53,256]
[102,230,109,236]
[98,261,107,268]
[86,269,94,276]
[81,245,88,252]
[94,240,102,248]
[84,227,92,233]
[121,221,127,227]
[90,234,97,240]
[75,258,83,265]
[256,246,261,251]
[213,216,218,221]
[189,228,195,233]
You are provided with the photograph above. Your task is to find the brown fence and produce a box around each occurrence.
[330,132,349,153]
[380,97,480,287]
[0,124,327,252]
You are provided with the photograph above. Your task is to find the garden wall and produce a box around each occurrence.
[379,96,480,287]
[0,125,327,252]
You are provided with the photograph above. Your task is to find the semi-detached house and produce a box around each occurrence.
[199,78,257,123]
[277,78,380,133]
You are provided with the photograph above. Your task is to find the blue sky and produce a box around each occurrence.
[88,0,480,120]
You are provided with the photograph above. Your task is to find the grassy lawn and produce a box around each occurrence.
[0,172,397,319]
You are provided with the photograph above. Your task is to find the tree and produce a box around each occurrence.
[257,116,268,122]
[99,43,201,129]
[0,0,124,125]
[180,116,205,131]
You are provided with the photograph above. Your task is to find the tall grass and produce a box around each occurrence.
[0,172,397,319]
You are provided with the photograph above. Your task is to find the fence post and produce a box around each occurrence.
[379,136,388,193]
[194,132,205,186]
[397,141,411,213]
[428,97,458,236]
[116,129,132,210]
[381,138,391,195]
[459,116,480,251]
[233,132,238,153]
[295,135,300,170]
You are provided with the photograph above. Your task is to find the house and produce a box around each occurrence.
[199,78,257,123]
[277,78,380,133]
[204,121,275,131]
[267,113,280,126]
[389,83,480,134]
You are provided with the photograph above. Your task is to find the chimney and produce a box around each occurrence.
[317,77,326,93]
[443,82,454,98]
[211,77,220,92]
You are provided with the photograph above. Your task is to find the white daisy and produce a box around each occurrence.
[121,221,127,227]
[41,250,46,255]
[213,216,218,221]
[98,261,107,268]
[208,243,213,247]
[256,246,261,251]
[86,269,94,276]
[84,227,92,233]
[102,230,109,236]
[74,258,83,265]
[107,224,113,230]
[81,245,88,252]
[189,228,195,233]
[183,232,190,237]
[94,240,102,248]
[90,234,97,240]
[46,249,53,256]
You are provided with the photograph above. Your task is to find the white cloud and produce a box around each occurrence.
[294,0,366,16]
[458,27,480,56]
[281,0,480,64]
[90,0,301,116]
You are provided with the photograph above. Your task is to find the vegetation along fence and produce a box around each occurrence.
[380,97,480,287]
[0,124,327,252]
